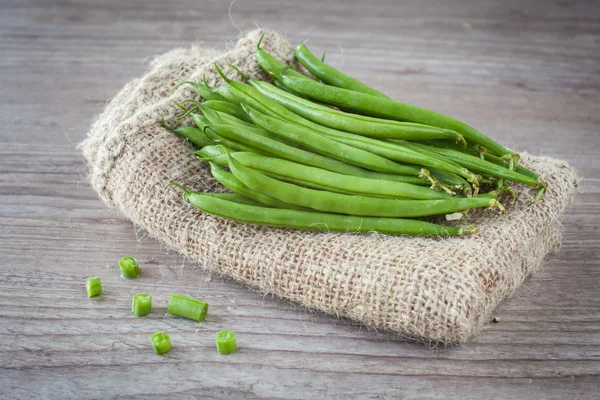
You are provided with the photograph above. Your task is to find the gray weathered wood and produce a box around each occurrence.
[1,0,599,398]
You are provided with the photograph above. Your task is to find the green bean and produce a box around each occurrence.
[229,154,503,217]
[295,42,388,99]
[197,124,262,154]
[408,143,543,188]
[182,190,477,236]
[248,80,464,143]
[200,193,263,206]
[256,33,308,81]
[427,169,471,196]
[278,71,518,161]
[418,139,479,156]
[196,100,253,123]
[169,125,214,148]
[198,146,363,195]
[208,162,305,210]
[218,150,449,200]
[171,78,229,102]
[421,139,539,181]
[197,144,429,187]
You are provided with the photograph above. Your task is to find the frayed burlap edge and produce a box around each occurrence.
[79,29,578,343]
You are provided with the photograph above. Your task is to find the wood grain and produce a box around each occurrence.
[1,0,599,398]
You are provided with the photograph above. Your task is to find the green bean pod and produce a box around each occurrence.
[171,79,229,102]
[278,71,518,161]
[249,80,464,142]
[409,143,542,187]
[295,42,388,99]
[256,34,308,81]
[194,119,263,154]
[197,144,429,187]
[421,139,539,181]
[201,100,253,123]
[229,155,503,217]
[184,191,476,236]
[201,193,263,206]
[169,126,214,148]
[222,151,449,200]
[209,162,305,210]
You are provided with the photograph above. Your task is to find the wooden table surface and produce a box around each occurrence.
[1,0,599,398]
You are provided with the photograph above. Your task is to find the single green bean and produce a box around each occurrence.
[256,33,308,81]
[248,80,464,142]
[184,190,476,236]
[200,192,264,206]
[278,71,518,161]
[169,125,214,148]
[229,154,502,217]
[171,79,229,102]
[197,100,252,123]
[295,42,388,98]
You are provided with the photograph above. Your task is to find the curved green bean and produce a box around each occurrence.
[229,154,502,217]
[171,79,229,102]
[200,100,253,123]
[278,71,518,161]
[249,80,464,142]
[183,191,476,236]
[256,33,308,81]
[197,144,430,187]
[169,125,214,148]
[295,42,388,99]
[408,143,542,187]
[420,139,539,181]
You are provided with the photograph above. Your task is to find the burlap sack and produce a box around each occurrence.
[80,29,578,343]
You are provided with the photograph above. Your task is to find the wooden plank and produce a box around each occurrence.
[0,0,599,398]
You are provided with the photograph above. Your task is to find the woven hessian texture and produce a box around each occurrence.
[80,29,578,343]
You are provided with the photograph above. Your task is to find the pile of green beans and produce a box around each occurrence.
[165,34,548,237]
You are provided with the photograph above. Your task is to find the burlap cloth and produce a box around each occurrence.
[80,29,578,343]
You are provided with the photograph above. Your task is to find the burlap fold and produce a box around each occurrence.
[80,29,578,343]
